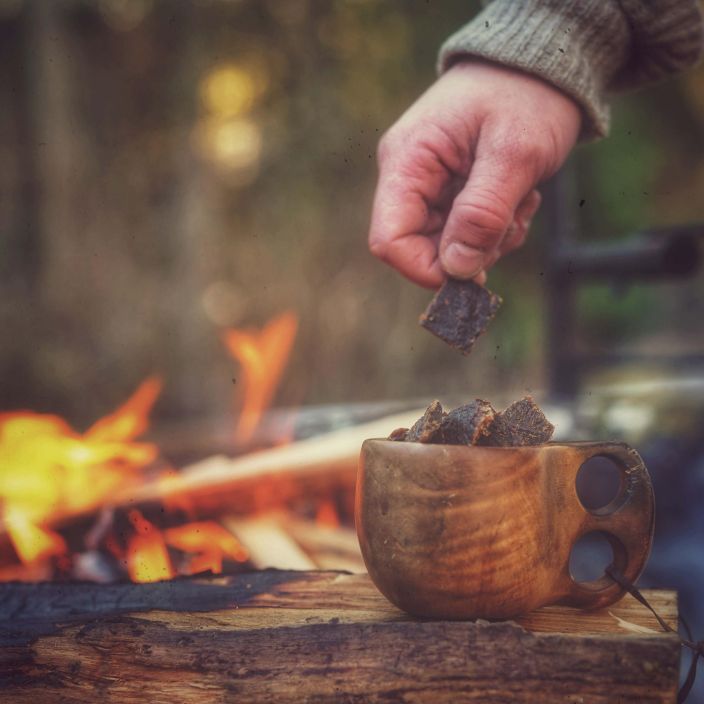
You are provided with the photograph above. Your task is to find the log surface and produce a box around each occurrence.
[0,570,680,703]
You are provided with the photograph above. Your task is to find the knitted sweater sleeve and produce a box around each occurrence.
[437,0,704,140]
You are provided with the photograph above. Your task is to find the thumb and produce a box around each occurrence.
[439,154,536,279]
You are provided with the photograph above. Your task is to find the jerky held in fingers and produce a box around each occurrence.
[482,396,555,447]
[420,278,502,355]
[439,400,496,445]
[406,400,445,443]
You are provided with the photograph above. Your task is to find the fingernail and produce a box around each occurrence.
[441,242,484,279]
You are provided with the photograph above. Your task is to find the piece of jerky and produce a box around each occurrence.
[438,400,496,445]
[388,427,409,441]
[481,396,555,447]
[419,278,502,355]
[406,400,445,443]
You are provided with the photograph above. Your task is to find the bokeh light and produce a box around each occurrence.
[200,65,258,119]
[192,116,262,175]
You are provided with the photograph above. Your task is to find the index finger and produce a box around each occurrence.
[368,154,448,289]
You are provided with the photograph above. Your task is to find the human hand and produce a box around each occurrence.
[368,61,581,288]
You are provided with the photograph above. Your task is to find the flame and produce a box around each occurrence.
[126,510,174,583]
[125,518,249,581]
[315,499,341,529]
[86,377,162,443]
[164,521,248,574]
[0,377,162,567]
[223,312,298,445]
[3,509,66,564]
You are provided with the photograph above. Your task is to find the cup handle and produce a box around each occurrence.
[559,442,655,610]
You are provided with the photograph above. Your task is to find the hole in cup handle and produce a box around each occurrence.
[564,443,655,610]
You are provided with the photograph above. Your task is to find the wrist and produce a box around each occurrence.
[437,0,631,141]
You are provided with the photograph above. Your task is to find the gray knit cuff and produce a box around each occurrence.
[438,1,632,141]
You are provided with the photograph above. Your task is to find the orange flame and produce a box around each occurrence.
[126,510,174,583]
[164,521,248,574]
[222,311,298,445]
[0,377,162,567]
[315,499,341,529]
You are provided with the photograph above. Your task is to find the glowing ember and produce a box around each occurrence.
[315,499,341,529]
[0,377,162,567]
[164,521,248,574]
[126,510,174,583]
[223,311,298,445]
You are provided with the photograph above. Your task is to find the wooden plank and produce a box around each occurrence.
[127,408,422,509]
[0,571,680,703]
[222,516,317,570]
[283,517,366,573]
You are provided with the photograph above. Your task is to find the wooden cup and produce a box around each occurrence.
[356,440,654,620]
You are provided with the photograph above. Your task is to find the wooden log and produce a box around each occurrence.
[0,571,680,703]
[283,517,366,573]
[222,516,317,570]
[129,407,423,511]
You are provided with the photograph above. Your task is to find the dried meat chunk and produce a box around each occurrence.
[406,400,445,443]
[481,396,555,447]
[388,427,409,441]
[395,396,554,448]
[439,400,496,445]
[420,279,502,355]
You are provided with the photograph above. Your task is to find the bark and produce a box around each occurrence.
[0,570,680,703]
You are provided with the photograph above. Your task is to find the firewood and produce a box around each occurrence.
[120,408,426,510]
[0,571,679,703]
[222,515,316,571]
[0,407,426,554]
[282,517,365,573]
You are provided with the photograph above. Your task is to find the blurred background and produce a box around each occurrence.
[1,0,704,692]
[1,0,704,421]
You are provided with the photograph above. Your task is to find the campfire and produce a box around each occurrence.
[0,312,411,584]
[0,318,685,702]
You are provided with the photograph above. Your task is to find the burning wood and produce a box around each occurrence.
[0,377,163,572]
[285,518,365,573]
[223,515,317,570]
[0,396,418,581]
[0,307,409,583]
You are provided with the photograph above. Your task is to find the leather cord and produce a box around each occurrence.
[606,565,703,703]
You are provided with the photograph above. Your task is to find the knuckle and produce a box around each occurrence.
[508,137,543,168]
[451,195,512,248]
[493,129,545,172]
[376,127,405,162]
[503,223,529,254]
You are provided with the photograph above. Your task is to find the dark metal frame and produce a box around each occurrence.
[543,170,704,398]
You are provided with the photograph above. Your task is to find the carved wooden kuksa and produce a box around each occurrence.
[357,440,655,619]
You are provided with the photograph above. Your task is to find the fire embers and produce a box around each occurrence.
[390,397,555,447]
[0,378,163,573]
